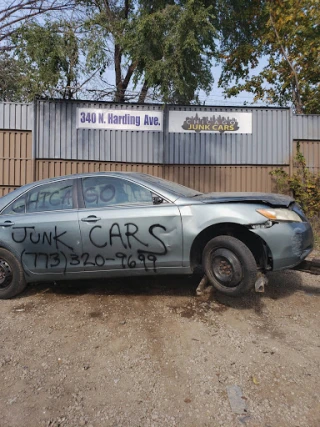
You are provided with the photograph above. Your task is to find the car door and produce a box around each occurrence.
[77,175,183,273]
[0,178,83,276]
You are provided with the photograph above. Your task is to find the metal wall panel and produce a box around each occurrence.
[293,140,320,173]
[36,160,164,181]
[0,185,17,197]
[163,165,288,193]
[36,100,164,163]
[166,106,290,165]
[0,103,33,130]
[293,115,320,140]
[34,160,282,193]
[0,131,34,187]
[0,186,17,197]
[2,100,320,166]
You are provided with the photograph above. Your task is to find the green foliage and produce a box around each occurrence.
[217,0,320,113]
[270,144,320,218]
[0,0,73,51]
[3,0,217,103]
[124,1,216,103]
[79,0,217,103]
[0,53,26,101]
[10,20,82,100]
[4,0,319,106]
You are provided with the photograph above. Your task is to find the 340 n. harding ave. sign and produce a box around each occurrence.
[169,111,252,134]
[77,108,163,131]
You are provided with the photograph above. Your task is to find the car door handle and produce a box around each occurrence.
[0,220,15,227]
[81,216,101,223]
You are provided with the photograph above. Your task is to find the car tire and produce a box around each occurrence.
[203,236,257,296]
[0,248,27,299]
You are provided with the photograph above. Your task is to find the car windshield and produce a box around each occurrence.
[141,175,202,198]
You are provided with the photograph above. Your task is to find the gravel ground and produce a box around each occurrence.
[0,261,319,427]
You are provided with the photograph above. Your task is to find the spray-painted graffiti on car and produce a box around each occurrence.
[11,222,168,274]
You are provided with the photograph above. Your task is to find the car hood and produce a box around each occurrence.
[196,192,294,208]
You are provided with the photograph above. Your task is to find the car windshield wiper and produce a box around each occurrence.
[192,193,203,197]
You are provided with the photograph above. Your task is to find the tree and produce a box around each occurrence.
[79,0,217,103]
[0,52,25,101]
[6,20,98,100]
[0,0,73,51]
[216,0,320,113]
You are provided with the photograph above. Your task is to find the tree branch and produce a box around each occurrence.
[269,9,304,113]
[138,80,149,103]
[114,43,122,102]
[122,61,136,89]
[0,0,73,47]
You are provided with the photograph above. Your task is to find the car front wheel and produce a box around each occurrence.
[0,248,27,299]
[203,236,257,296]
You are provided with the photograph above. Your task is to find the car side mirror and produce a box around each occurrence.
[153,195,164,205]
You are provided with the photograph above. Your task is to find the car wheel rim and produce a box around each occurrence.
[0,258,13,289]
[211,248,243,288]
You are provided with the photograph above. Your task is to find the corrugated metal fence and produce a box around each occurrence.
[293,115,320,141]
[166,106,291,165]
[34,101,291,165]
[0,130,34,196]
[36,101,164,163]
[0,103,33,130]
[0,100,320,196]
[292,115,320,174]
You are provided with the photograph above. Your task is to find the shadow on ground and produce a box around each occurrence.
[18,269,319,313]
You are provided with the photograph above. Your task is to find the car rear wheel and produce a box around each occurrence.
[0,248,27,299]
[203,236,257,296]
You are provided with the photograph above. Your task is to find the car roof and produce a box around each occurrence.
[22,172,174,195]
[0,172,192,210]
[26,171,149,184]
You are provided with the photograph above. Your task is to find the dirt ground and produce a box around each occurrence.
[0,258,320,427]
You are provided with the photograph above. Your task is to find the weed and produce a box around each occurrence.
[270,142,320,249]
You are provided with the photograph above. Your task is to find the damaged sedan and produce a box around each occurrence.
[0,172,314,299]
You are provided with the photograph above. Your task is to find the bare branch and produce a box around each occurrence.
[124,0,129,19]
[77,69,100,90]
[0,0,73,49]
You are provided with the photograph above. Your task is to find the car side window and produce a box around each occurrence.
[2,180,74,215]
[24,180,74,213]
[1,194,27,215]
[82,176,153,208]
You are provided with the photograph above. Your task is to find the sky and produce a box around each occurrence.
[100,62,268,107]
[197,60,269,107]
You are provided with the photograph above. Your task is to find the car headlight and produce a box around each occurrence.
[256,208,302,222]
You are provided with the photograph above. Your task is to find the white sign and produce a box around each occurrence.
[169,111,252,134]
[77,108,163,131]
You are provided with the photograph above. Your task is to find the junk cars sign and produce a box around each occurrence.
[77,108,163,131]
[169,111,252,134]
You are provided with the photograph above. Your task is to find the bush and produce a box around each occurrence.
[270,143,320,219]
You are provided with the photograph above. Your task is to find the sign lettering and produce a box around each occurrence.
[77,108,163,131]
